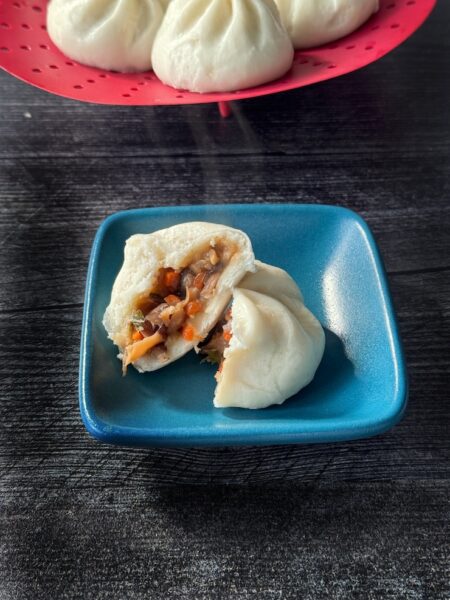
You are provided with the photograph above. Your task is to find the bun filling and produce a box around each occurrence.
[122,242,233,373]
[198,306,233,379]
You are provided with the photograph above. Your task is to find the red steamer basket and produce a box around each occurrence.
[0,0,436,116]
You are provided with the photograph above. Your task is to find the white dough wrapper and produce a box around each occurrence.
[214,261,325,409]
[47,0,166,72]
[273,0,379,49]
[151,0,294,93]
[103,222,255,372]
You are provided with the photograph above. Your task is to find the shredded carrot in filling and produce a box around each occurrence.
[186,300,203,316]
[164,294,181,305]
[132,330,143,342]
[223,330,232,343]
[164,270,180,290]
[182,323,196,342]
[123,331,165,374]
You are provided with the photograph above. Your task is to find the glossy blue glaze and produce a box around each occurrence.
[79,204,407,447]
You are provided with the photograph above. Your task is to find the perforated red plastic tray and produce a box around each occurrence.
[0,0,435,107]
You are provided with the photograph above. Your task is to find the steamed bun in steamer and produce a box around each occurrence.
[47,0,166,72]
[151,0,294,93]
[273,0,379,49]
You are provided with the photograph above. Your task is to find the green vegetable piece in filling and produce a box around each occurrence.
[202,348,222,365]
[130,309,145,332]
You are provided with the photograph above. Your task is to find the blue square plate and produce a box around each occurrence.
[80,204,407,447]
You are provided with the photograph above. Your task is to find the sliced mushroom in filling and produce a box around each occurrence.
[122,243,233,373]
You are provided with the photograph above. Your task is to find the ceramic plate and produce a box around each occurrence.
[79,204,407,447]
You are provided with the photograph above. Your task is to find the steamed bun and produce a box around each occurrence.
[273,0,379,49]
[103,222,255,373]
[212,261,325,409]
[151,0,294,93]
[47,0,166,72]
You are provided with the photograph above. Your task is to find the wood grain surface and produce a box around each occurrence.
[1,2,449,598]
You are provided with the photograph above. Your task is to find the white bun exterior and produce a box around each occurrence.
[103,222,255,372]
[151,0,294,93]
[273,0,379,49]
[214,261,325,409]
[47,0,166,72]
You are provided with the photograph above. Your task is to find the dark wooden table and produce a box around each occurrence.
[1,2,449,598]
